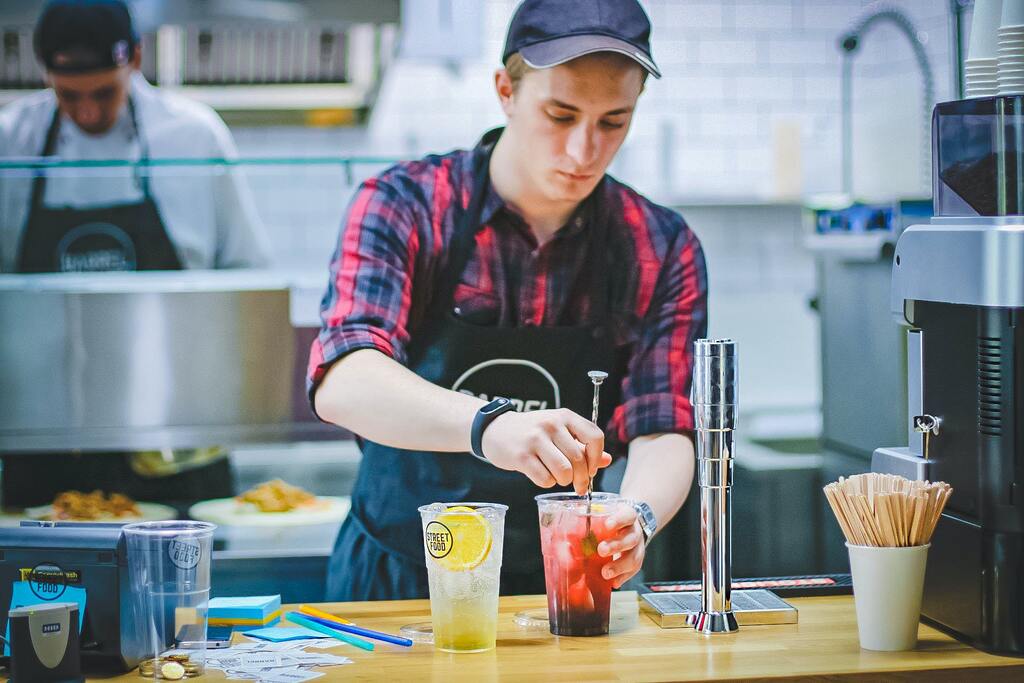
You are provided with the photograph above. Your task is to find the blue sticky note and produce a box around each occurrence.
[242,626,328,642]
[4,581,87,656]
[209,595,281,621]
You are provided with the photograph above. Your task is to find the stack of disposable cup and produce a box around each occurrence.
[967,0,1002,98]
[998,0,1024,95]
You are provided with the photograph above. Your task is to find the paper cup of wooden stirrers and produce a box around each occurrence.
[823,473,952,651]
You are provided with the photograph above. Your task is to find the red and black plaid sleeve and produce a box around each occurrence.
[607,192,709,445]
[306,175,423,406]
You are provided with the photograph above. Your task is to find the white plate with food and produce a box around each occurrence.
[0,491,176,526]
[189,480,349,551]
[188,496,351,527]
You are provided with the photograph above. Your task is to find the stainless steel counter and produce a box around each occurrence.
[0,270,338,452]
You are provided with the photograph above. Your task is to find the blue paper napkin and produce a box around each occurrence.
[242,626,329,642]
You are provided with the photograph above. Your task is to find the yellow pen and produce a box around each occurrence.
[299,604,354,626]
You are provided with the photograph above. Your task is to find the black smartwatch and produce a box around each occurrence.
[471,397,515,461]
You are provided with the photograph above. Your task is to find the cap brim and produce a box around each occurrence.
[520,34,661,79]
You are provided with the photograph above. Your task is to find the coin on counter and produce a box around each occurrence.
[166,654,191,662]
[160,661,186,680]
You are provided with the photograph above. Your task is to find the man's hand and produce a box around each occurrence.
[480,408,611,494]
[599,504,645,588]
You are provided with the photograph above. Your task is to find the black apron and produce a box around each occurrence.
[326,129,628,601]
[1,100,229,512]
[15,99,182,272]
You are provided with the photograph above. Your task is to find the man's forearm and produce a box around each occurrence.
[619,432,695,536]
[314,348,485,452]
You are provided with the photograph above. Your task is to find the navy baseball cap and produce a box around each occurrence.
[34,0,138,74]
[502,0,661,79]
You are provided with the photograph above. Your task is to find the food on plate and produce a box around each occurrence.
[235,479,324,513]
[47,490,142,520]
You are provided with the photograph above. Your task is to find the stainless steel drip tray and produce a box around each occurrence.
[641,589,798,628]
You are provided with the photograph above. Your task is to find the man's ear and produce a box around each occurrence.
[494,68,515,116]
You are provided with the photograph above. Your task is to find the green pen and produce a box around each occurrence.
[285,612,375,651]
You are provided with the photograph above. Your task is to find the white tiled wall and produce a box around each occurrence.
[231,0,962,423]
[234,0,956,265]
[361,0,954,202]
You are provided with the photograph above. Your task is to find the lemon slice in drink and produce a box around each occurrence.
[434,506,492,571]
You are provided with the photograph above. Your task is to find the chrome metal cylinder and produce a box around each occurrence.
[692,338,739,634]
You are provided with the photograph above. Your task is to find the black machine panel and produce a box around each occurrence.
[911,300,1024,654]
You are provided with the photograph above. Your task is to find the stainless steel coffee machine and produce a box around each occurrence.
[873,94,1024,655]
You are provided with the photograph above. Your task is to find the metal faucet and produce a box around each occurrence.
[692,338,739,634]
[838,1,934,195]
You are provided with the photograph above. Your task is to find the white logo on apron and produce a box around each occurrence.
[55,221,136,272]
[451,358,561,412]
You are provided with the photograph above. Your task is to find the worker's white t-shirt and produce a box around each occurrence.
[0,73,270,271]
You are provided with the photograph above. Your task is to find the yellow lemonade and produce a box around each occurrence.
[420,503,506,653]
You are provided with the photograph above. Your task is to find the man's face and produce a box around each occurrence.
[48,63,134,136]
[499,53,644,204]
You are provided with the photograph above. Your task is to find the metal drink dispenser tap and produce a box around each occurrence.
[692,338,739,634]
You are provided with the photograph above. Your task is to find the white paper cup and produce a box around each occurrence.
[1003,0,1024,28]
[971,0,1005,60]
[847,543,929,651]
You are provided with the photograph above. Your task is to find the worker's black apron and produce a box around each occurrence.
[326,129,628,601]
[1,100,231,511]
[16,99,181,273]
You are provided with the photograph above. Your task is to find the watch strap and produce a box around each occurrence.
[471,397,514,460]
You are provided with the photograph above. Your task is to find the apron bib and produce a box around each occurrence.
[15,98,181,272]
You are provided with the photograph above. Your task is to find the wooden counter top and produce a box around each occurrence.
[97,594,1024,682]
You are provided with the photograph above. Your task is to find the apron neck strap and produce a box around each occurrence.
[31,95,151,210]
[426,129,499,324]
[428,128,611,327]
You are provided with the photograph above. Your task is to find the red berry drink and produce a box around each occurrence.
[536,492,622,636]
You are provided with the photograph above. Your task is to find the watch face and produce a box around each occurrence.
[636,503,656,534]
[483,398,510,414]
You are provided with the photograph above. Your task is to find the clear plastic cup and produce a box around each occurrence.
[536,492,626,636]
[418,502,506,653]
[124,521,215,678]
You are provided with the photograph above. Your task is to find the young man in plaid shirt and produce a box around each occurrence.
[310,0,708,600]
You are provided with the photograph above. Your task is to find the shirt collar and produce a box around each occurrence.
[468,131,601,241]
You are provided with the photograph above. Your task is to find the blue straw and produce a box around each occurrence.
[284,612,374,651]
[298,613,414,648]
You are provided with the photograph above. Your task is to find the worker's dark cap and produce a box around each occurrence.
[502,0,661,79]
[34,0,138,74]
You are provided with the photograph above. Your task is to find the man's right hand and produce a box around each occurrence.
[479,408,612,494]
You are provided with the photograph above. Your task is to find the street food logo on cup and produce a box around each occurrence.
[168,536,202,570]
[425,521,453,560]
[27,563,69,600]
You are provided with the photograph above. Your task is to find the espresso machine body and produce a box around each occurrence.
[873,95,1024,655]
